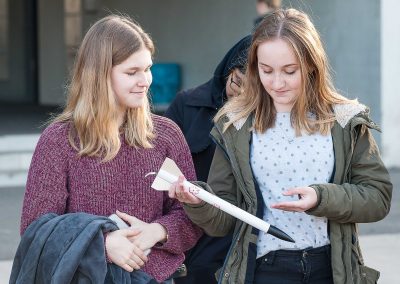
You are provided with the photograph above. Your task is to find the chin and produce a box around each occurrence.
[128,104,145,109]
[126,99,146,109]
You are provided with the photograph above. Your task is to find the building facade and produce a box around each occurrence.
[0,0,398,167]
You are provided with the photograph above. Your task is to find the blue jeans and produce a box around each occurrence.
[254,245,333,284]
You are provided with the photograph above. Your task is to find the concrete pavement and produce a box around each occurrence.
[0,261,12,284]
[359,233,400,284]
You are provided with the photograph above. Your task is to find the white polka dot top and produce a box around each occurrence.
[250,112,334,258]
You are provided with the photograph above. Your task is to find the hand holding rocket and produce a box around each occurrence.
[147,158,294,243]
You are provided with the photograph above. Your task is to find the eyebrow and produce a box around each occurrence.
[126,64,153,71]
[259,62,298,68]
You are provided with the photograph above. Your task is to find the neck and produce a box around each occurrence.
[274,103,293,113]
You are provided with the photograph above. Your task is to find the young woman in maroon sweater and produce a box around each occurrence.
[20,15,202,283]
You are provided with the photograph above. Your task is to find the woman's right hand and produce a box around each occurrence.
[105,228,148,272]
[168,175,202,205]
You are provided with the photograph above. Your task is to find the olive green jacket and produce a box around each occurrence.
[184,104,392,284]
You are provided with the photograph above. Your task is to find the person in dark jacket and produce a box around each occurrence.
[164,35,251,284]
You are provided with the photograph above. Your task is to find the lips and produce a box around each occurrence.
[131,91,146,96]
[274,90,288,96]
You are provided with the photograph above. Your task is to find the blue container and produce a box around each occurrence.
[150,63,181,108]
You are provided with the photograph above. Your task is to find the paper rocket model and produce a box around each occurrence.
[147,158,294,243]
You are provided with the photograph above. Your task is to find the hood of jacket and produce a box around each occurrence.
[186,35,252,110]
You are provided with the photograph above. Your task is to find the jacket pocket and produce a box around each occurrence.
[359,265,380,284]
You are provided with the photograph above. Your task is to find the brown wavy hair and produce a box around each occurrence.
[54,15,155,161]
[216,8,353,135]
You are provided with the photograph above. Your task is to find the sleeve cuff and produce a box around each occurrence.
[306,184,326,216]
[104,232,113,263]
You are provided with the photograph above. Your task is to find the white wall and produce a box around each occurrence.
[381,0,400,168]
[100,0,256,89]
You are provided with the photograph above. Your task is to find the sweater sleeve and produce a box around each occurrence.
[20,124,70,235]
[152,118,203,254]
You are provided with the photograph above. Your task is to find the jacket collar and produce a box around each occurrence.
[335,103,380,131]
[333,103,367,128]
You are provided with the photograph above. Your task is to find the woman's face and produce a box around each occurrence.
[257,38,302,112]
[111,48,153,111]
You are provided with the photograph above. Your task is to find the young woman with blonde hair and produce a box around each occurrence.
[19,15,202,283]
[170,8,392,284]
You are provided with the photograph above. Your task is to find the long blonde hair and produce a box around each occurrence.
[216,8,353,135]
[54,15,155,161]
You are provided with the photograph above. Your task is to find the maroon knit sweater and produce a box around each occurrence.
[21,115,203,282]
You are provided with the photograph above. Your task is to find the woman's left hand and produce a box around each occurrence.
[116,210,167,251]
[270,186,318,212]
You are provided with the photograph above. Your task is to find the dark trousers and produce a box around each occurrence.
[174,234,232,284]
[174,266,219,284]
[254,245,333,284]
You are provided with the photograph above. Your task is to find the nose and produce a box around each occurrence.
[272,73,285,90]
[137,72,151,88]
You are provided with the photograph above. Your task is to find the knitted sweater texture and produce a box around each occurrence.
[21,115,203,282]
